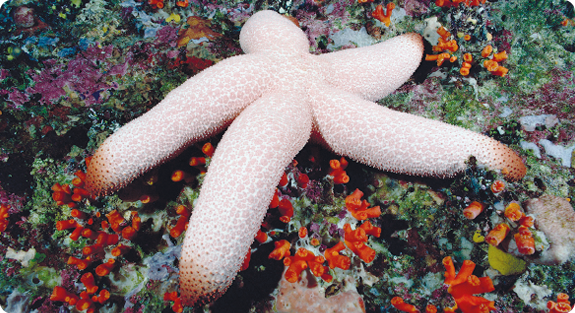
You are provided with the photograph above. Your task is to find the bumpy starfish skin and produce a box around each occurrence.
[85,10,526,306]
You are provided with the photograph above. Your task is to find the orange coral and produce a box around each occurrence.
[298,226,308,238]
[178,16,222,47]
[425,52,451,66]
[514,226,535,255]
[95,259,116,276]
[279,172,288,187]
[240,249,251,271]
[50,286,79,305]
[283,248,315,283]
[92,289,110,304]
[52,183,74,207]
[148,0,163,9]
[391,296,419,312]
[443,256,496,313]
[490,66,508,77]
[269,190,280,208]
[255,229,268,243]
[460,62,472,76]
[504,202,524,221]
[433,37,458,53]
[269,239,291,260]
[328,157,349,184]
[343,223,376,263]
[278,198,294,223]
[490,180,505,193]
[67,256,92,270]
[345,189,381,220]
[481,45,493,58]
[170,205,191,238]
[56,219,80,231]
[164,291,184,313]
[437,26,451,40]
[297,173,309,188]
[105,210,124,233]
[111,244,131,257]
[324,241,351,270]
[485,223,510,247]
[372,3,395,27]
[463,201,485,220]
[175,0,188,7]
[81,272,99,294]
[201,142,214,157]
[492,51,508,62]
[0,203,9,232]
[548,293,572,313]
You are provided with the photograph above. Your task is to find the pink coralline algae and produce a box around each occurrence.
[26,45,120,106]
[1,88,30,108]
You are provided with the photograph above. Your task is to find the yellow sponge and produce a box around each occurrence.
[488,245,527,276]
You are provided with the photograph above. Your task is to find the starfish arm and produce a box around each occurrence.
[311,86,526,180]
[317,33,424,101]
[179,92,312,306]
[85,54,275,196]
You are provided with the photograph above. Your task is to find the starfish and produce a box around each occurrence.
[85,10,526,306]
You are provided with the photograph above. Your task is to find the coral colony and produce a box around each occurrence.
[0,0,574,313]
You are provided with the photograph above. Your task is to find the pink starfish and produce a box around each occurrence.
[85,10,526,306]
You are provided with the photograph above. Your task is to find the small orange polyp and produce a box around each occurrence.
[56,219,80,231]
[278,198,294,222]
[345,189,381,220]
[67,256,91,270]
[491,180,505,193]
[324,241,351,270]
[442,256,496,313]
[485,223,510,247]
[71,209,87,219]
[170,215,189,238]
[95,259,116,276]
[463,201,484,220]
[122,226,137,240]
[189,156,206,166]
[372,3,395,27]
[391,296,419,312]
[437,26,451,40]
[481,45,493,58]
[50,286,79,305]
[298,226,308,238]
[514,226,536,255]
[491,66,509,77]
[296,173,309,188]
[111,244,131,257]
[492,50,508,62]
[81,272,98,294]
[359,221,381,237]
[269,239,291,260]
[343,223,376,263]
[329,157,349,184]
[255,229,268,243]
[504,202,524,221]
[92,289,110,304]
[201,142,214,157]
[105,210,125,233]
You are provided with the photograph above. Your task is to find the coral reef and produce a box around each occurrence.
[0,0,573,312]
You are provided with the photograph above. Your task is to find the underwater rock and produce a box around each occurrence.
[523,194,575,265]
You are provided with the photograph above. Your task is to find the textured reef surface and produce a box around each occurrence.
[0,0,574,312]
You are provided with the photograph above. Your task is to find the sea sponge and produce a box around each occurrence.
[523,194,575,265]
[488,245,527,276]
[275,268,365,313]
